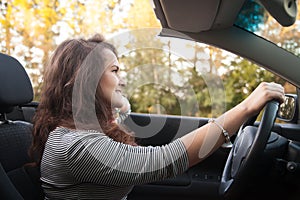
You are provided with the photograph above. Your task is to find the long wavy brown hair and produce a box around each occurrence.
[30,34,136,164]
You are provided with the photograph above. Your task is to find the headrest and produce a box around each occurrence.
[0,53,33,113]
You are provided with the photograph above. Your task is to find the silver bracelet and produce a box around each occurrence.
[208,118,231,144]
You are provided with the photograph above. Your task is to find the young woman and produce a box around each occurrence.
[30,34,285,199]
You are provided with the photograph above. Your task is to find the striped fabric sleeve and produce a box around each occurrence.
[65,132,189,186]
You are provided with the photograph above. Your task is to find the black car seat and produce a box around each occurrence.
[0,53,43,199]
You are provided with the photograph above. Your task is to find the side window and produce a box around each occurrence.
[118,34,296,120]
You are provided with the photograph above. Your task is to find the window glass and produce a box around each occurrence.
[117,33,296,118]
[235,0,300,58]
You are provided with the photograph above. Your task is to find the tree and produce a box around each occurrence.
[1,0,298,115]
[259,1,300,57]
[223,0,299,111]
[116,29,173,114]
[0,0,129,100]
[223,59,286,109]
[0,0,68,99]
[123,0,160,29]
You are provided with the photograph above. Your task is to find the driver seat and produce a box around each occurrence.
[0,53,43,199]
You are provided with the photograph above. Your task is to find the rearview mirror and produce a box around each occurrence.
[259,0,297,27]
[277,94,298,122]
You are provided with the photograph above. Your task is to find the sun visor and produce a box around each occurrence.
[154,0,247,32]
[158,0,220,32]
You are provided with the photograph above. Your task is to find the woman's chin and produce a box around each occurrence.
[112,101,124,109]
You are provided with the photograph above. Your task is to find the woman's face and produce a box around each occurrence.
[99,49,125,108]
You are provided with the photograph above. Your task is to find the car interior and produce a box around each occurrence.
[0,53,42,200]
[1,0,300,200]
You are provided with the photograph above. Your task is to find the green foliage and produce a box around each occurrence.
[224,59,286,109]
[0,0,126,100]
[0,0,298,117]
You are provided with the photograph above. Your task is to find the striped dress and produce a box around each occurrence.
[41,127,189,199]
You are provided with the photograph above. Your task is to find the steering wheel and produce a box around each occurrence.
[219,100,280,199]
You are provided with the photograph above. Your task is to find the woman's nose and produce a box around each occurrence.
[119,76,126,87]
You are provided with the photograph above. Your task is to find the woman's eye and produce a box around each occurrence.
[112,66,119,73]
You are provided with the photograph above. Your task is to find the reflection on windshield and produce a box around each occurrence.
[234,0,300,58]
[234,0,266,32]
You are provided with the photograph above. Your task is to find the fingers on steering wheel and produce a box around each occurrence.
[264,82,285,103]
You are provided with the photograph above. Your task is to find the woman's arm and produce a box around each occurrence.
[66,132,188,186]
[180,82,285,167]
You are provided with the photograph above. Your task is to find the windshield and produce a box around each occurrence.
[0,0,297,118]
[234,0,300,58]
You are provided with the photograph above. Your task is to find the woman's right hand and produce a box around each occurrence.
[239,82,285,117]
